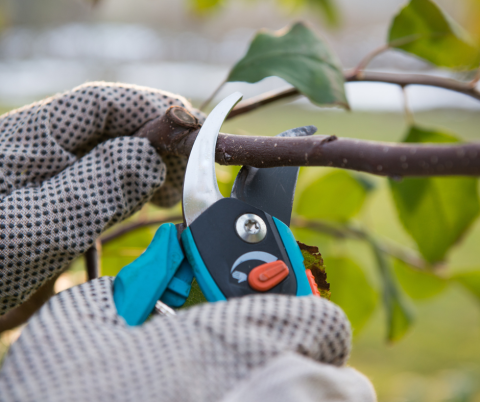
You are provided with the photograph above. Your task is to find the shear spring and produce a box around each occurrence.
[154,300,177,317]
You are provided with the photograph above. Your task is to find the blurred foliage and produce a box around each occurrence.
[295,170,367,222]
[389,127,480,263]
[278,0,339,26]
[227,22,348,108]
[393,259,447,300]
[188,0,224,12]
[326,257,378,335]
[187,0,339,25]
[388,0,480,70]
[370,238,415,342]
[453,270,480,302]
[465,0,480,45]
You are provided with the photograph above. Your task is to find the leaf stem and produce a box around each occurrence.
[402,87,415,126]
[469,67,480,88]
[350,44,390,78]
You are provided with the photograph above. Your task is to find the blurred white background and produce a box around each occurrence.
[0,0,478,110]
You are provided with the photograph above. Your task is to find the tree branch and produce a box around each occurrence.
[139,103,480,178]
[228,71,480,118]
[177,130,480,177]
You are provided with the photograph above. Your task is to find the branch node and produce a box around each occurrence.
[320,135,338,145]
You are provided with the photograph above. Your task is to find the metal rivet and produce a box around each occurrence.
[235,214,267,243]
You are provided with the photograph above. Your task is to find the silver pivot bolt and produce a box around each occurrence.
[235,213,267,243]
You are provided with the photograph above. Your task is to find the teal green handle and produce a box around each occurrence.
[113,223,185,326]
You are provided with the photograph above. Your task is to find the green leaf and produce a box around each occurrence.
[227,22,348,108]
[403,125,459,144]
[389,126,480,263]
[452,270,480,302]
[101,226,155,277]
[388,0,480,69]
[393,259,447,300]
[326,257,378,335]
[295,170,367,222]
[370,240,415,342]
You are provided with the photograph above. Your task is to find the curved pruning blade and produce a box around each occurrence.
[183,92,243,226]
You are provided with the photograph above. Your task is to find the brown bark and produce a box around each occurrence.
[131,99,480,178]
[151,127,480,177]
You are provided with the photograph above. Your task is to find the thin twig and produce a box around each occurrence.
[85,242,100,281]
[100,216,183,245]
[350,44,390,78]
[291,216,430,271]
[229,70,480,118]
[469,68,480,88]
[349,36,425,79]
[346,71,480,101]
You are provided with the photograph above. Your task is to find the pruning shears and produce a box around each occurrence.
[113,92,321,326]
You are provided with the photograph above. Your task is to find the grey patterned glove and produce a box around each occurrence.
[0,82,203,315]
[0,277,376,402]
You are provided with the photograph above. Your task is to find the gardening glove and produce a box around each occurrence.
[0,82,203,316]
[0,277,376,402]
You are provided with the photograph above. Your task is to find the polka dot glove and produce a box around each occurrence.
[0,277,376,402]
[0,82,204,315]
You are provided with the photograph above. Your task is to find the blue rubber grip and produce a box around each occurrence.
[181,227,226,302]
[272,217,312,297]
[113,223,185,326]
[160,258,194,308]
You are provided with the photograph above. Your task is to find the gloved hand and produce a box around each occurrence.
[0,82,203,316]
[0,277,376,402]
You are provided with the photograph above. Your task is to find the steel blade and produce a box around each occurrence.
[183,92,243,226]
